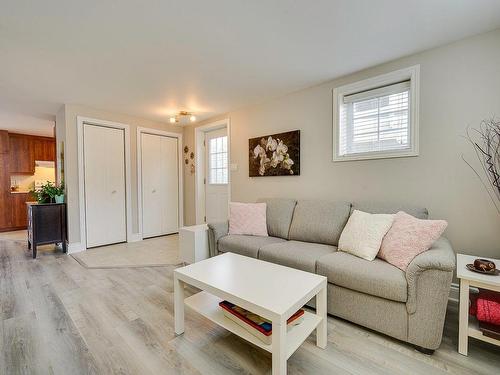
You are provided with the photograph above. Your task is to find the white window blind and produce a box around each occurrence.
[208,136,228,184]
[339,80,411,157]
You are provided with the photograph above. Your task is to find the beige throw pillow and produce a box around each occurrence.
[338,210,394,261]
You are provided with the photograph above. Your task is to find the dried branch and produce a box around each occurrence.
[463,118,500,214]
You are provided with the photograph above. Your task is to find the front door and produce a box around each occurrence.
[204,128,228,223]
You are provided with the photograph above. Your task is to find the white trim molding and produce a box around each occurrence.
[76,116,133,251]
[136,127,184,240]
[194,118,231,225]
[332,65,420,162]
[67,242,85,254]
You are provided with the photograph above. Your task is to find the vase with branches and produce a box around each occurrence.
[463,118,500,214]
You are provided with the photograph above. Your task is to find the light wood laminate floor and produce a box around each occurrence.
[1,237,499,375]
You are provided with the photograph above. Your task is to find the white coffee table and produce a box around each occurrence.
[457,253,500,355]
[174,252,328,375]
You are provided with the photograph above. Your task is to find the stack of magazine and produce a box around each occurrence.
[219,300,304,344]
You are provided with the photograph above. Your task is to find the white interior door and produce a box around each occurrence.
[84,124,127,248]
[205,128,228,223]
[141,133,179,238]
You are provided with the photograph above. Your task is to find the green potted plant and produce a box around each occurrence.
[29,181,65,204]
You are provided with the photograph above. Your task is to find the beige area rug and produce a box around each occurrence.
[72,234,182,269]
[0,230,28,243]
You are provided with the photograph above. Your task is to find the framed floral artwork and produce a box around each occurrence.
[249,130,300,177]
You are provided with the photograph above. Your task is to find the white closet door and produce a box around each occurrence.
[141,134,163,237]
[142,133,179,238]
[161,136,179,233]
[84,124,127,248]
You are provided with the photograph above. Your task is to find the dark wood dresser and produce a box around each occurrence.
[27,203,67,258]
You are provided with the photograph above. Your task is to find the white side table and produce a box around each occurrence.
[179,224,209,264]
[457,253,500,355]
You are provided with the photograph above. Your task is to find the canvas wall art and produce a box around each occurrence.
[249,130,300,177]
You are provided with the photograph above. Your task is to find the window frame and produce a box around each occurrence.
[332,65,420,162]
[207,135,229,185]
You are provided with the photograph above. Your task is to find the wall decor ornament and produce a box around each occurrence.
[249,130,300,177]
[190,151,195,160]
[184,146,189,154]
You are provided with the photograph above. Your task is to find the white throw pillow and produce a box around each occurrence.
[338,210,394,261]
[228,202,268,236]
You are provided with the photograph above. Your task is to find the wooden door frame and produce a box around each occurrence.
[77,116,133,251]
[194,118,231,224]
[136,127,184,239]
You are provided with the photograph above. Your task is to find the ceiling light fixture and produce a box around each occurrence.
[169,111,196,124]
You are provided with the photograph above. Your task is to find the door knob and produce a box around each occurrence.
[152,189,156,193]
[111,190,117,194]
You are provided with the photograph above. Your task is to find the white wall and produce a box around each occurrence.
[183,28,500,259]
[56,104,183,246]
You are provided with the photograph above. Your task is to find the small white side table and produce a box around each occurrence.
[457,253,500,355]
[179,224,209,264]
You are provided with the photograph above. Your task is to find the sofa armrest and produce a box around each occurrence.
[207,221,229,257]
[405,237,455,314]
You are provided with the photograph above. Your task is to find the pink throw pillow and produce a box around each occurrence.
[228,202,268,236]
[378,211,447,271]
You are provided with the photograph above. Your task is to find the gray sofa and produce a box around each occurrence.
[207,198,455,352]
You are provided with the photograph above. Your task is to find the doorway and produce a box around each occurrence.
[195,119,230,224]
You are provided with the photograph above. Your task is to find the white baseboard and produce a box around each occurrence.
[67,242,85,254]
[449,282,459,303]
[68,234,142,254]
[128,233,143,242]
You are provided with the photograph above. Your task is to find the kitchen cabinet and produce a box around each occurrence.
[33,138,56,161]
[9,134,34,174]
[0,132,56,231]
[0,130,9,154]
[11,193,33,228]
[0,152,10,229]
[8,134,55,174]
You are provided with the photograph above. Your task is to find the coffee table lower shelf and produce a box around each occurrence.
[468,316,500,347]
[185,291,322,359]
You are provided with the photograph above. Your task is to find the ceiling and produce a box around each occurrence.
[0,110,54,137]
[1,0,500,124]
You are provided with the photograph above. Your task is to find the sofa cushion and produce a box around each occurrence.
[257,198,297,239]
[228,202,268,236]
[352,202,428,220]
[338,210,394,261]
[379,211,448,271]
[258,240,336,273]
[218,235,286,258]
[316,252,407,302]
[288,200,351,246]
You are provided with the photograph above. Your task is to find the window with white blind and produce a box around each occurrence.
[208,135,228,184]
[333,66,419,161]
